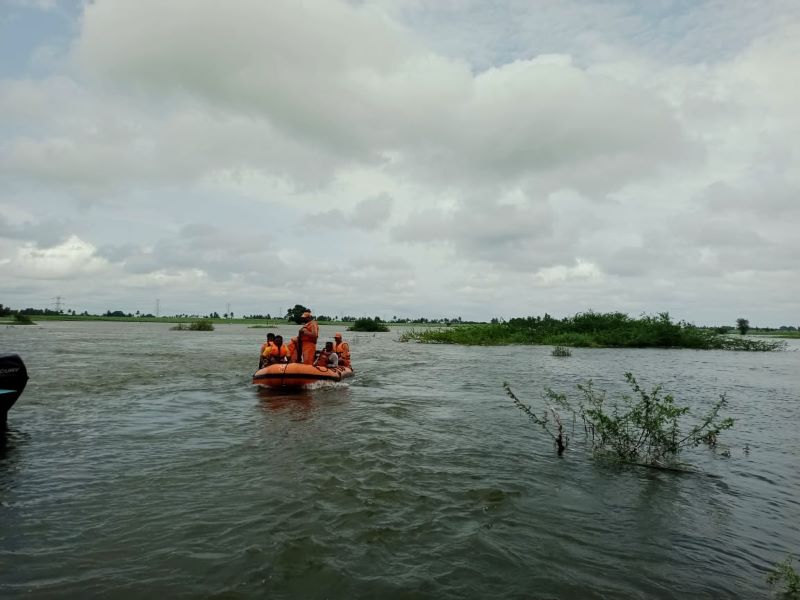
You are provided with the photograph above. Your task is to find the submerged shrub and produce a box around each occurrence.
[767,555,800,598]
[716,336,786,351]
[171,320,214,331]
[505,373,735,469]
[552,346,572,357]
[13,313,35,325]
[506,382,569,454]
[348,317,389,332]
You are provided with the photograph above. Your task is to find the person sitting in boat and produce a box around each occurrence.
[298,310,319,365]
[259,333,276,368]
[267,335,290,364]
[333,332,351,368]
[315,341,339,368]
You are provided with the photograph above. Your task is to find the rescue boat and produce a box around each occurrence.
[252,362,354,388]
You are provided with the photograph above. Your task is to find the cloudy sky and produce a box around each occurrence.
[1,0,798,325]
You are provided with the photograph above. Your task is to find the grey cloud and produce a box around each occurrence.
[307,208,346,223]
[394,203,550,244]
[392,199,556,270]
[0,215,72,247]
[309,194,393,231]
[96,242,140,263]
[704,179,800,218]
[350,194,393,230]
[350,255,413,272]
[95,223,279,278]
[674,215,766,249]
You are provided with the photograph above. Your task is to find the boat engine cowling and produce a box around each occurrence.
[0,353,28,425]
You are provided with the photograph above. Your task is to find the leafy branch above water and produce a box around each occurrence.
[506,373,734,469]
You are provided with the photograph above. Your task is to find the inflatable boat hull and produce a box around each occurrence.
[252,363,354,388]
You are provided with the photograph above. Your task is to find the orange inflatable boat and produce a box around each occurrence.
[252,362,354,388]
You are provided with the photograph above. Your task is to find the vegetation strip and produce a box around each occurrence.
[400,311,786,351]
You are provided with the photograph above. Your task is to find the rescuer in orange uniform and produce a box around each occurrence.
[298,310,319,365]
[333,332,351,368]
[267,335,290,364]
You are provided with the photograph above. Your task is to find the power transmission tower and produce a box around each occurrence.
[226,303,231,319]
[156,298,160,318]
[53,296,64,312]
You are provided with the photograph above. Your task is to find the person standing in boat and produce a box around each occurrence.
[333,333,351,368]
[315,341,339,368]
[298,310,319,365]
[267,335,290,364]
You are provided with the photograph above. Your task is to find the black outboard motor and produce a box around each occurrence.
[1,354,28,427]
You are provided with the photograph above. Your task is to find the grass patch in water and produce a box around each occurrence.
[400,311,786,351]
[171,319,214,331]
[348,317,389,332]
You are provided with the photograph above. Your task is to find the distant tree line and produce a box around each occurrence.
[2,303,798,332]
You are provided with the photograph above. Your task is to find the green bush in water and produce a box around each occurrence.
[767,555,800,598]
[13,313,35,325]
[505,372,735,468]
[348,317,389,332]
[402,311,786,351]
[171,320,214,331]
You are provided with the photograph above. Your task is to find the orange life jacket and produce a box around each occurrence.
[333,341,350,366]
[299,320,319,341]
[298,320,319,365]
[269,344,289,360]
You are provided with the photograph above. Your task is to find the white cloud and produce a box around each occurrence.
[68,0,694,196]
[1,235,109,279]
[532,258,603,286]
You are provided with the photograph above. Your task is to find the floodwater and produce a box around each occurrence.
[1,321,798,599]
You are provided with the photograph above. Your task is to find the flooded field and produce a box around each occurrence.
[2,321,799,598]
